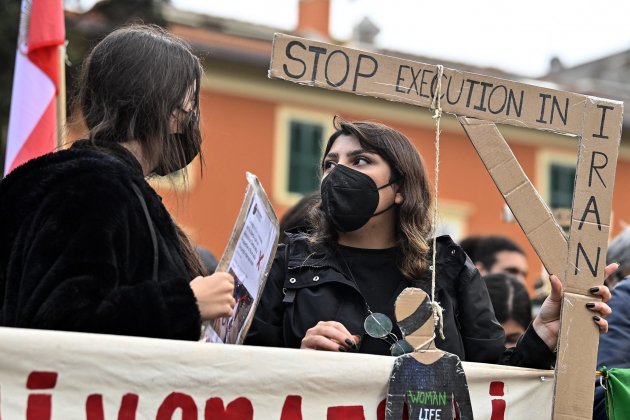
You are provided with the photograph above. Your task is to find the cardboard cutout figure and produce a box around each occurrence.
[386,288,473,420]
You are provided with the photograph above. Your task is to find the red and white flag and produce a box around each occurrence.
[4,0,65,176]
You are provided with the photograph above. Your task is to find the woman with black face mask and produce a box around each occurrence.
[246,117,615,367]
[0,25,236,339]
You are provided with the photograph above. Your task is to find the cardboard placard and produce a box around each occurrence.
[458,116,568,277]
[269,34,620,136]
[269,34,623,419]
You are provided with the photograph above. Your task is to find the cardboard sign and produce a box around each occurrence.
[0,327,554,419]
[269,34,618,137]
[269,34,623,419]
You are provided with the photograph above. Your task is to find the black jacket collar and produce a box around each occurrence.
[284,233,468,289]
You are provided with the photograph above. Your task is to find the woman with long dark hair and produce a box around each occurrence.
[247,117,614,366]
[0,25,235,339]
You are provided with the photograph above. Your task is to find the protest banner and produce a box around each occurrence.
[0,327,554,419]
[203,172,279,345]
[269,33,623,419]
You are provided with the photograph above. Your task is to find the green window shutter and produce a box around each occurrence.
[549,163,576,209]
[288,120,323,194]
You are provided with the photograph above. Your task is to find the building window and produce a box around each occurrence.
[287,120,324,194]
[549,163,576,209]
[273,108,331,205]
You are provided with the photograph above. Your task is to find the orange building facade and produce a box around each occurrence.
[156,15,630,292]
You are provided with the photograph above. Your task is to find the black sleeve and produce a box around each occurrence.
[456,265,506,363]
[385,357,407,420]
[498,324,555,369]
[244,243,287,347]
[8,176,201,340]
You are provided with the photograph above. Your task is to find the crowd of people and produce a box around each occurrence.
[0,24,627,418]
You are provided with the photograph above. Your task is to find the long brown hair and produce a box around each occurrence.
[77,25,205,277]
[309,117,433,280]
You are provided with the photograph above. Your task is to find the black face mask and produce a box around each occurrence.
[320,164,399,233]
[154,133,200,176]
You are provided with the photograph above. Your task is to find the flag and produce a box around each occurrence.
[602,367,630,420]
[4,0,65,176]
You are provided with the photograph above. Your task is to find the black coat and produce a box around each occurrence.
[247,234,554,368]
[0,140,201,340]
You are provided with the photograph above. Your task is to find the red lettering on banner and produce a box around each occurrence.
[26,371,58,420]
[85,393,139,420]
[489,381,506,420]
[156,392,197,420]
[204,397,253,420]
[327,405,365,419]
[279,395,302,420]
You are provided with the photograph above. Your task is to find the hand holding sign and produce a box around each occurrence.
[532,263,616,351]
[190,273,236,321]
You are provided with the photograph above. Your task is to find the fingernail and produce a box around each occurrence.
[586,303,596,309]
[589,287,600,294]
[345,338,357,349]
[593,316,601,321]
[338,346,347,352]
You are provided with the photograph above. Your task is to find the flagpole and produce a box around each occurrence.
[56,42,66,149]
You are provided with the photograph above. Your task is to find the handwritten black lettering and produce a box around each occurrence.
[308,46,327,81]
[419,69,434,98]
[395,65,409,94]
[324,50,350,87]
[536,94,551,124]
[589,151,608,188]
[465,79,481,108]
[474,82,493,112]
[488,85,507,114]
[446,75,465,105]
[352,54,378,92]
[283,41,307,79]
[407,67,422,95]
[507,89,524,117]
[575,243,601,277]
[551,96,569,125]
[429,72,448,100]
[578,196,602,231]
[593,105,614,139]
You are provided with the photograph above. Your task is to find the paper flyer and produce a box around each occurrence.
[202,172,279,344]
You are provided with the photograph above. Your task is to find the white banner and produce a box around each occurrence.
[0,327,553,419]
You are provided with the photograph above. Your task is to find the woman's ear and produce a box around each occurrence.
[395,191,404,205]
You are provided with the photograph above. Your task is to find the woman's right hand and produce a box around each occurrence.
[190,273,235,321]
[300,321,360,352]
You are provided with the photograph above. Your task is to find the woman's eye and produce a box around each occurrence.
[323,160,336,171]
[354,157,370,166]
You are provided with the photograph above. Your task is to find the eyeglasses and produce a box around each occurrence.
[364,311,414,356]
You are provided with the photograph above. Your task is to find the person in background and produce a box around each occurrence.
[278,191,320,243]
[484,273,532,348]
[459,235,483,264]
[593,227,630,420]
[467,235,529,284]
[0,25,235,339]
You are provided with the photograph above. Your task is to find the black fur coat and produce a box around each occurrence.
[0,140,201,340]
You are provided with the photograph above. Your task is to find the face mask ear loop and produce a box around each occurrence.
[372,177,402,217]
